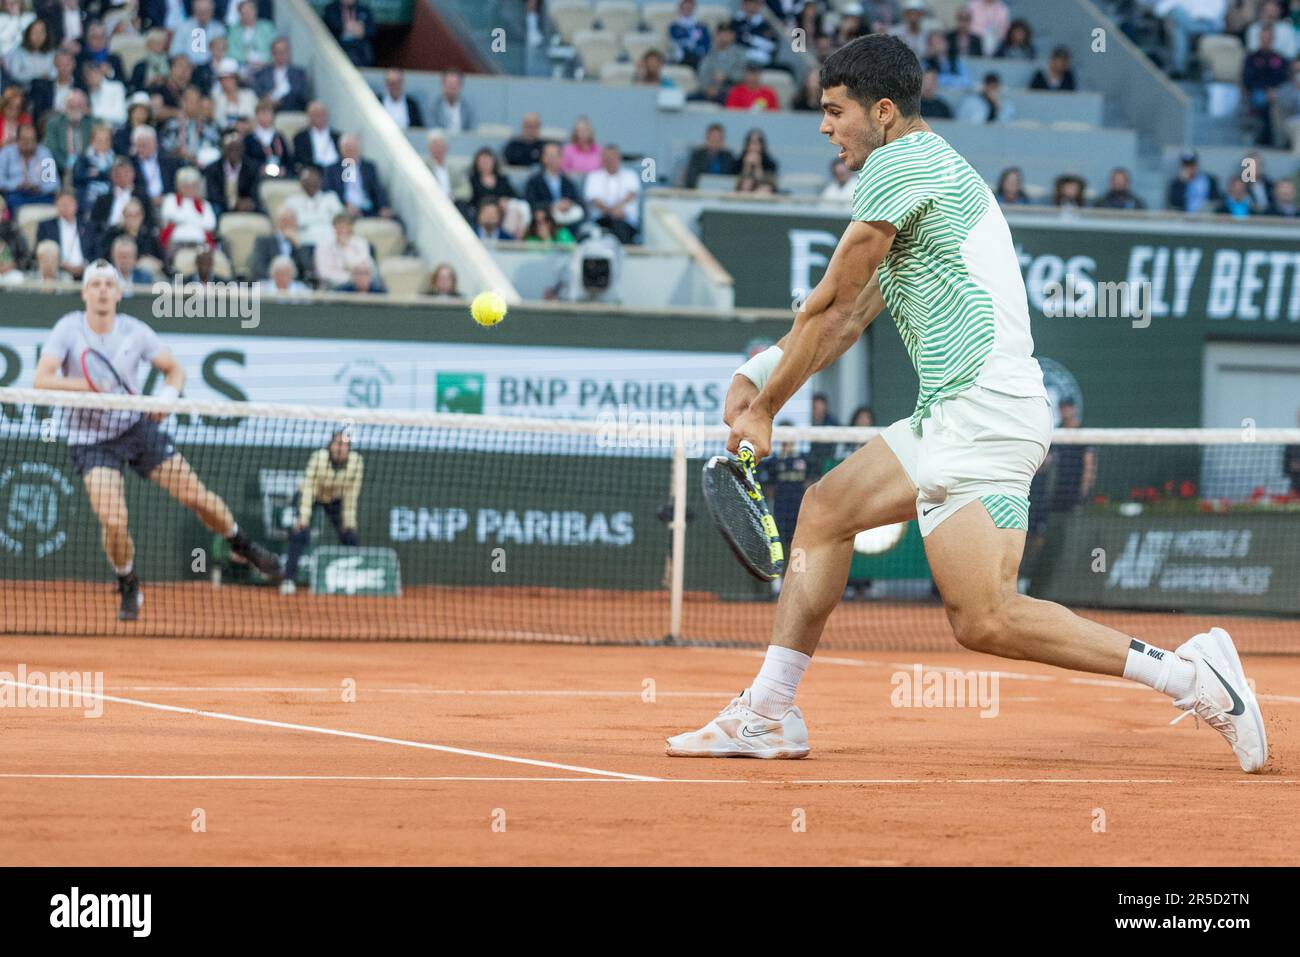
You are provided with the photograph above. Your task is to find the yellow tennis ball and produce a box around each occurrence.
[471,291,507,327]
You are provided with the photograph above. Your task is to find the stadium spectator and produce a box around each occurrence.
[1247,0,1297,57]
[0,0,33,59]
[736,169,776,193]
[1224,0,1262,36]
[1156,0,1227,77]
[561,116,602,175]
[43,89,92,173]
[688,68,731,106]
[4,20,54,89]
[1094,167,1147,209]
[87,162,142,246]
[474,200,514,240]
[0,123,57,209]
[468,146,517,213]
[791,67,823,111]
[819,158,854,203]
[922,29,971,88]
[1218,175,1253,215]
[292,101,340,171]
[0,85,30,147]
[967,0,1011,46]
[425,130,456,200]
[1243,25,1290,144]
[112,95,152,154]
[282,165,343,248]
[44,0,83,49]
[339,257,384,293]
[503,112,546,167]
[669,0,711,68]
[833,5,868,45]
[76,21,126,82]
[72,124,116,213]
[105,3,140,39]
[82,60,127,126]
[127,28,170,92]
[1241,150,1276,210]
[947,6,985,58]
[994,19,1035,59]
[252,37,310,112]
[98,197,164,265]
[1053,174,1087,207]
[1031,46,1078,91]
[431,261,459,296]
[36,189,91,277]
[919,65,954,117]
[636,48,674,87]
[28,48,76,120]
[252,206,313,282]
[161,87,221,167]
[1271,59,1300,147]
[323,0,376,67]
[1266,177,1298,214]
[159,165,217,250]
[695,20,748,86]
[0,196,28,274]
[212,57,257,128]
[430,67,475,132]
[683,123,739,188]
[378,68,423,129]
[152,54,196,123]
[266,253,310,297]
[521,206,572,246]
[1047,399,1095,512]
[889,1,931,57]
[525,141,585,228]
[584,143,640,244]
[110,234,153,286]
[725,64,779,110]
[739,127,779,177]
[808,392,839,476]
[1167,151,1222,211]
[203,131,259,216]
[172,0,225,67]
[732,0,778,67]
[30,237,61,283]
[958,71,1016,122]
[244,97,291,175]
[325,133,393,220]
[129,125,178,208]
[227,0,276,70]
[313,211,370,287]
[995,166,1029,204]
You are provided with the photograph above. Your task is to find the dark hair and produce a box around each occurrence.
[819,34,922,118]
[21,19,51,53]
[706,122,724,135]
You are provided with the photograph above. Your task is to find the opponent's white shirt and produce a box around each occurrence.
[43,311,164,445]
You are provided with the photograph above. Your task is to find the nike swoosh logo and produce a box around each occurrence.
[922,505,939,517]
[740,725,777,738]
[1204,660,1246,717]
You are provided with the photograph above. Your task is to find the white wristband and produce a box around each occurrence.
[156,384,180,403]
[734,346,783,390]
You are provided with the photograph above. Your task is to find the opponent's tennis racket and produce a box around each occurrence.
[80,348,133,395]
[701,439,785,582]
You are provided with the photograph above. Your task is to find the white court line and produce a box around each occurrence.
[4,773,1291,785]
[107,687,734,698]
[0,679,662,783]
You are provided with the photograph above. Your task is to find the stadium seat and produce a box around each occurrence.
[109,34,149,77]
[696,173,737,193]
[378,256,431,295]
[1198,35,1246,84]
[593,1,639,38]
[474,122,514,140]
[662,64,698,95]
[641,3,678,39]
[540,125,569,143]
[781,172,825,196]
[573,29,620,75]
[622,30,660,64]
[600,61,636,84]
[549,0,596,43]
[274,110,310,142]
[16,203,56,253]
[259,178,301,223]
[217,212,273,278]
[927,0,966,24]
[354,217,407,259]
[760,69,796,109]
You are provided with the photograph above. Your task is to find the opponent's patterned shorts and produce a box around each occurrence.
[881,385,1052,537]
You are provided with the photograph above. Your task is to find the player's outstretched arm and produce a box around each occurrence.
[727,220,895,456]
[32,351,89,392]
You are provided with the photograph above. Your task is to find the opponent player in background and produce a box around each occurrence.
[33,260,282,620]
[667,36,1267,773]
[279,429,364,595]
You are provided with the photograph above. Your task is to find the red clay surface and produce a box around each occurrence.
[1,637,1296,866]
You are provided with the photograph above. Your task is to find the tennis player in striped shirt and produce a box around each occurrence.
[667,35,1267,773]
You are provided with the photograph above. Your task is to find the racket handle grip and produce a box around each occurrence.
[737,440,756,465]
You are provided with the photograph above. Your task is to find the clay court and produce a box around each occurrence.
[2,614,1297,866]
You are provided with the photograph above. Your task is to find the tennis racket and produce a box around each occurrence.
[701,439,785,582]
[80,348,133,395]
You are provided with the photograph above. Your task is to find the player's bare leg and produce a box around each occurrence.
[923,501,1267,772]
[82,466,141,620]
[148,454,282,582]
[667,438,917,758]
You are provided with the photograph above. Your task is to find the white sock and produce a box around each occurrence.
[225,521,238,539]
[112,560,133,577]
[749,645,811,718]
[1123,638,1196,700]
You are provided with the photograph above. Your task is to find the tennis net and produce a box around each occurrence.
[1,388,1298,653]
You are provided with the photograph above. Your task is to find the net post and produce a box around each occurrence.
[667,424,688,644]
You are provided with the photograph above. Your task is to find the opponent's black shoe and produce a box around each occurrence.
[228,530,283,583]
[117,572,142,621]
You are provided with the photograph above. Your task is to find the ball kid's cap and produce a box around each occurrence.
[82,259,123,289]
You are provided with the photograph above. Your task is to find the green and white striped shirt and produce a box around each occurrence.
[852,130,1046,431]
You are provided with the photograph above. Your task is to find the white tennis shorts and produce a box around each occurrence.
[881,385,1053,537]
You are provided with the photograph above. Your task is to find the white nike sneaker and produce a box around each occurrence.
[665,689,810,759]
[1171,627,1268,774]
